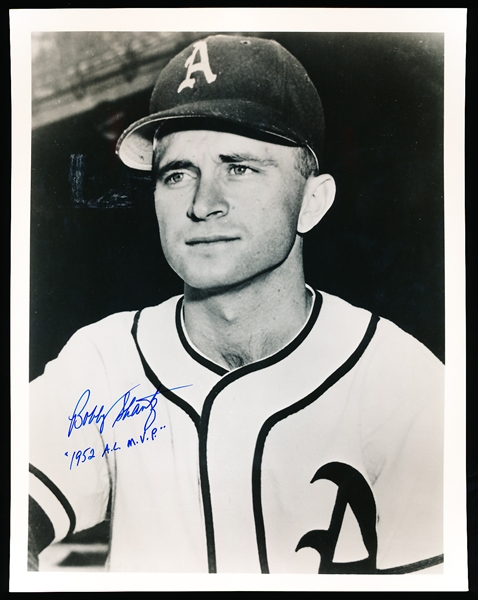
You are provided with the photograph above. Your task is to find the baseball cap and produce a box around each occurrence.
[116,34,324,172]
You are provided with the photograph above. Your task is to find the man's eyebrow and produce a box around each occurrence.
[219,153,279,167]
[156,160,195,180]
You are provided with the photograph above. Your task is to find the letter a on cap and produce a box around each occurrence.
[177,41,217,93]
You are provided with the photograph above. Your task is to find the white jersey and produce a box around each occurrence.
[29,289,444,574]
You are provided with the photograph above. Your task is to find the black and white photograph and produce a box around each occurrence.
[10,8,467,592]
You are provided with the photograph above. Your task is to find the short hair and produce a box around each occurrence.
[295,147,319,179]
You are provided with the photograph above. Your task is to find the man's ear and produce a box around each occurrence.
[297,174,336,234]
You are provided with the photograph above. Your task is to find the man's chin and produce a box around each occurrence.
[183,270,278,300]
[183,279,243,299]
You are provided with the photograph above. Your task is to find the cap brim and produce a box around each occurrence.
[116,117,160,171]
[116,101,319,172]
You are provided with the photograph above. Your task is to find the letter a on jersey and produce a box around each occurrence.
[177,41,218,93]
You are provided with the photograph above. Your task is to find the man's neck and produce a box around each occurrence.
[182,267,312,371]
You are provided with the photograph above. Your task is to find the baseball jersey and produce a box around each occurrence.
[29,288,444,574]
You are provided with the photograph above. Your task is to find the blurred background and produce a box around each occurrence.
[30,31,445,571]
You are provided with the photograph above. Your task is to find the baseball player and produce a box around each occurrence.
[29,34,444,574]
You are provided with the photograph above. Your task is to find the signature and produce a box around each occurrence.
[67,384,191,438]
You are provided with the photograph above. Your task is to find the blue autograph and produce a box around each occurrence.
[67,384,192,438]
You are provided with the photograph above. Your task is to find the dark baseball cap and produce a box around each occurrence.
[116,34,324,172]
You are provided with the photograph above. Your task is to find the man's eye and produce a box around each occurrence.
[229,165,254,176]
[162,171,194,185]
[164,172,184,184]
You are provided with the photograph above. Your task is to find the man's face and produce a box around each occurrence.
[153,129,308,292]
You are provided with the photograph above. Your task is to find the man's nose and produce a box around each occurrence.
[187,175,229,221]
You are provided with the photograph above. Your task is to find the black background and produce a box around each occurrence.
[30,32,445,383]
[465,10,477,591]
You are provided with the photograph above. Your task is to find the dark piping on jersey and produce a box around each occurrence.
[29,464,77,538]
[132,311,217,569]
[131,292,323,573]
[175,300,228,376]
[194,290,323,572]
[251,312,380,574]
[132,311,201,430]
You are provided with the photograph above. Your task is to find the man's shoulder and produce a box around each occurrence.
[317,289,443,369]
[74,295,181,339]
[49,295,182,366]
[316,290,443,447]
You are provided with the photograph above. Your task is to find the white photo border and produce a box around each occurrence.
[10,8,468,592]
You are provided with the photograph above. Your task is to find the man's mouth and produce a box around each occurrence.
[185,235,240,245]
